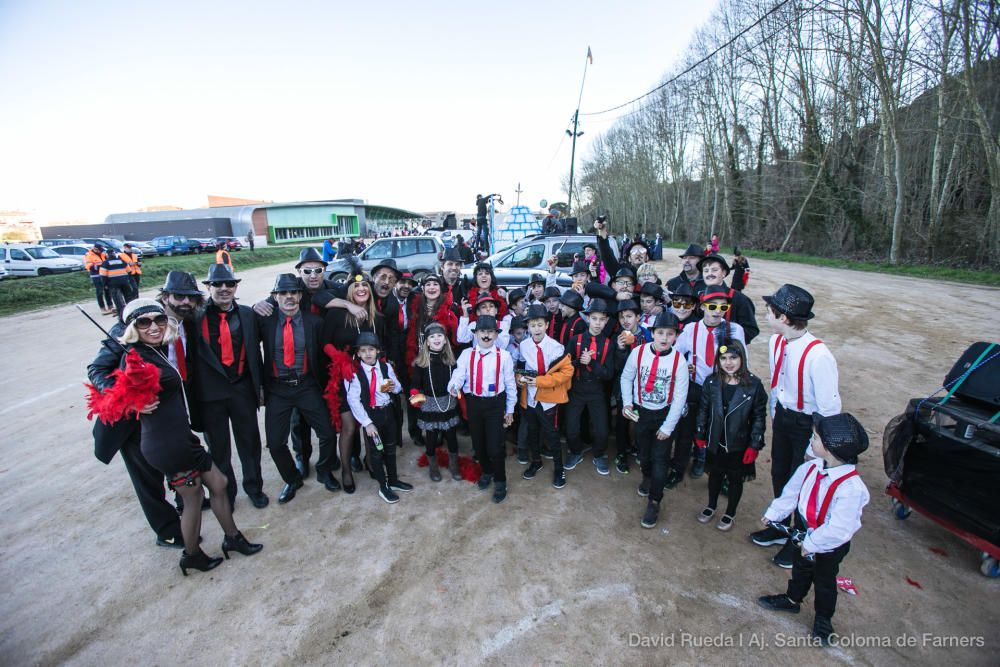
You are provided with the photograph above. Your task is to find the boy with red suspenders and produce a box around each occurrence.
[750,284,842,569]
[757,412,870,646]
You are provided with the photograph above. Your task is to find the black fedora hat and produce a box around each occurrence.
[295,247,327,268]
[583,298,612,315]
[559,290,583,310]
[698,253,731,274]
[679,243,704,258]
[614,267,637,282]
[639,282,663,299]
[271,273,304,293]
[509,316,527,331]
[542,286,562,300]
[203,263,241,285]
[763,284,815,320]
[356,331,381,349]
[670,282,697,301]
[371,258,402,279]
[507,287,526,306]
[474,293,500,310]
[160,271,203,296]
[442,246,466,263]
[525,304,549,321]
[474,315,499,331]
[650,311,681,331]
[585,282,617,301]
[527,273,546,287]
[617,299,641,315]
[570,260,590,276]
[701,284,733,302]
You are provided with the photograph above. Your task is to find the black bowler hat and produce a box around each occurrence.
[527,273,546,287]
[295,247,327,268]
[701,284,733,302]
[442,246,466,263]
[271,273,304,293]
[639,282,664,299]
[559,290,583,310]
[582,242,598,252]
[160,271,203,296]
[617,299,641,315]
[474,293,499,310]
[679,243,704,258]
[585,282,617,301]
[525,304,549,321]
[763,284,815,320]
[372,258,402,279]
[614,267,637,282]
[670,282,697,301]
[583,298,612,315]
[203,263,241,285]
[698,253,731,274]
[474,315,498,332]
[509,316,527,331]
[650,311,681,331]
[355,332,381,349]
[507,288,526,306]
[812,412,869,464]
[570,260,590,276]
[542,286,562,300]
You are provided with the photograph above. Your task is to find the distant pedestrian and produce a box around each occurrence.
[246,232,255,252]
[322,238,335,262]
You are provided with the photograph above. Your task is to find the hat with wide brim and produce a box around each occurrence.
[371,258,402,279]
[525,304,549,321]
[295,247,327,268]
[650,311,681,331]
[679,243,704,258]
[271,273,304,293]
[203,263,241,285]
[698,253,731,274]
[160,271,204,296]
[558,290,583,310]
[583,298,612,315]
[616,299,641,315]
[474,315,499,332]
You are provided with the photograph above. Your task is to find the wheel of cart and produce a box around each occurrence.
[890,497,912,520]
[981,553,1000,578]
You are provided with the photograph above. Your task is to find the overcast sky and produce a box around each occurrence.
[0,0,718,223]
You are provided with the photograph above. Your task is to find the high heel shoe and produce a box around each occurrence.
[221,531,263,559]
[342,478,356,494]
[179,549,223,576]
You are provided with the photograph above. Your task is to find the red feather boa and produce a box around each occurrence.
[416,447,482,482]
[323,344,358,430]
[85,348,161,425]
[404,293,459,368]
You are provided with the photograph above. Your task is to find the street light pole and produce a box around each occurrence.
[567,46,592,216]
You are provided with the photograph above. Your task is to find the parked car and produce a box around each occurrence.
[0,265,7,280]
[39,238,85,247]
[49,243,94,265]
[325,236,445,282]
[1,244,84,276]
[81,237,124,252]
[214,236,243,251]
[424,228,456,249]
[129,241,157,257]
[461,234,621,288]
[150,235,191,256]
[190,238,216,253]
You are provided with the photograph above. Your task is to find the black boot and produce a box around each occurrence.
[221,531,263,559]
[428,452,442,482]
[179,549,223,576]
[448,452,461,480]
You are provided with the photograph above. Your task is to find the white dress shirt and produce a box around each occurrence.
[767,331,841,417]
[675,319,747,386]
[519,335,567,410]
[456,315,510,350]
[448,344,518,415]
[619,345,689,435]
[346,361,402,427]
[764,460,870,554]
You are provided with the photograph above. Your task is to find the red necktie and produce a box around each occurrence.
[645,351,662,393]
[806,469,824,527]
[547,317,555,337]
[283,317,295,368]
[475,353,485,395]
[174,338,187,381]
[536,345,546,374]
[397,302,404,330]
[369,367,377,407]
[771,337,787,389]
[705,327,715,368]
[218,311,234,366]
[588,338,597,359]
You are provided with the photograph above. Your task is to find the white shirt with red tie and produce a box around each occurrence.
[675,318,746,386]
[448,343,517,415]
[767,331,840,418]
[519,334,567,410]
[346,361,402,427]
[764,460,869,554]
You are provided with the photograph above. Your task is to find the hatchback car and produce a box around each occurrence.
[325,236,445,282]
[460,234,619,288]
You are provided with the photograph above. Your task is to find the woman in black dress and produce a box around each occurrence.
[693,339,767,531]
[113,299,262,574]
[410,322,460,481]
[322,276,385,493]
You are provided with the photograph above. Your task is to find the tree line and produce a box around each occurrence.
[577,0,1000,268]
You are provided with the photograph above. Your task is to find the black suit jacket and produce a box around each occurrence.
[193,301,264,404]
[257,309,327,398]
[376,295,405,369]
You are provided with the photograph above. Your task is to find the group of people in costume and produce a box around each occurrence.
[85,231,869,645]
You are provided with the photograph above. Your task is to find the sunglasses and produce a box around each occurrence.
[276,290,300,296]
[703,303,731,312]
[209,281,238,288]
[171,294,198,302]
[671,299,696,308]
[299,268,324,276]
[135,314,168,330]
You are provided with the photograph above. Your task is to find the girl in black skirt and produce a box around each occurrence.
[693,339,767,531]
[410,322,460,481]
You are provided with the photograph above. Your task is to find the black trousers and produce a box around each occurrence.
[566,389,609,457]
[670,401,700,472]
[524,401,563,471]
[91,275,107,309]
[396,374,423,445]
[290,408,312,463]
[106,280,129,319]
[467,394,507,482]
[636,405,674,503]
[264,378,337,484]
[201,378,264,503]
[128,274,141,300]
[118,432,183,541]
[363,405,399,484]
[771,404,815,497]
[613,393,635,457]
[425,427,458,456]
[787,539,851,619]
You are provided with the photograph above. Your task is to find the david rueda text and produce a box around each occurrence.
[628,632,766,648]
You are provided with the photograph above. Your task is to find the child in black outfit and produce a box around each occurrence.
[410,322,460,481]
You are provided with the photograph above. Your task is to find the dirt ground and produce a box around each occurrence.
[1,256,997,666]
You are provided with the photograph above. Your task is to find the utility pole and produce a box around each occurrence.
[566,47,592,216]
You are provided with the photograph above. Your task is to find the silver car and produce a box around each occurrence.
[461,234,620,288]
[325,236,446,281]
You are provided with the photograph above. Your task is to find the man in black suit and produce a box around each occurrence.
[258,273,341,503]
[370,258,413,444]
[666,244,708,295]
[194,264,269,509]
[87,325,185,549]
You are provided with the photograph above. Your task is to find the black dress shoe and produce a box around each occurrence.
[248,492,270,509]
[318,472,342,492]
[156,536,185,549]
[278,480,304,504]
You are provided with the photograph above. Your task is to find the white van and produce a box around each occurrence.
[1,244,84,277]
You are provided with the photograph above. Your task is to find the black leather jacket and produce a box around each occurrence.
[695,373,767,454]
